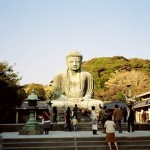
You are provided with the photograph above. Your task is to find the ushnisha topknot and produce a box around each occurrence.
[66,50,83,60]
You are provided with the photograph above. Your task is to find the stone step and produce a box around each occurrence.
[52,123,127,131]
[3,140,150,147]
[3,137,150,150]
[2,123,150,132]
[3,136,150,142]
[3,145,150,150]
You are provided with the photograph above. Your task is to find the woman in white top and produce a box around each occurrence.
[91,106,98,135]
[104,115,119,150]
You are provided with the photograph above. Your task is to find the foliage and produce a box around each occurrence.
[27,83,46,100]
[82,56,150,101]
[0,61,25,123]
[115,92,126,101]
[44,85,53,99]
[104,70,150,101]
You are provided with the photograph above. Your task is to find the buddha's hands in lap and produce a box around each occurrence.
[82,95,92,101]
[67,98,84,102]
[57,94,68,100]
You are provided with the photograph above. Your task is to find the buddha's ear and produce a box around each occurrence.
[65,57,68,63]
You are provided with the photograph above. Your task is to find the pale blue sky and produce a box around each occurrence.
[0,0,150,85]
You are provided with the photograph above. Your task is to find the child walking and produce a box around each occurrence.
[71,116,78,131]
[104,115,119,150]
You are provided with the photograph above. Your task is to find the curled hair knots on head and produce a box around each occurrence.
[66,50,83,60]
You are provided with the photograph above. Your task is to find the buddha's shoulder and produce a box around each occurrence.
[54,70,66,76]
[81,70,92,76]
[54,70,92,77]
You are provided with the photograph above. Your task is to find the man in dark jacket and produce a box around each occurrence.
[127,105,135,133]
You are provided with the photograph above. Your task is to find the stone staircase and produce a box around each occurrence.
[2,136,150,150]
[52,122,127,131]
[1,122,150,132]
[2,123,150,150]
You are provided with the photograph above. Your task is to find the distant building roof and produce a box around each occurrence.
[136,91,150,99]
[104,101,127,109]
[134,98,150,109]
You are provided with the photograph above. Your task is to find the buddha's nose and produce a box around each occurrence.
[73,61,77,65]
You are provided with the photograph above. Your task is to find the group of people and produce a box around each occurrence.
[42,103,135,150]
[42,104,79,134]
[64,104,79,131]
[91,104,135,150]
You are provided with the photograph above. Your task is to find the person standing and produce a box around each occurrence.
[104,115,119,150]
[43,110,51,135]
[53,106,57,123]
[123,107,127,122]
[73,104,78,119]
[91,106,98,135]
[48,101,53,122]
[101,106,108,133]
[98,104,103,129]
[142,109,147,123]
[98,104,102,122]
[127,105,135,133]
[113,104,122,133]
[64,107,71,131]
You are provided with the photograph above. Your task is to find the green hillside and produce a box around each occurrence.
[82,56,150,101]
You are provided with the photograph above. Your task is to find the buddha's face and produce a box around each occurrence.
[66,56,82,71]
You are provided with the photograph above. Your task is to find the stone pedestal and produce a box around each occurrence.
[19,124,43,135]
[19,116,43,135]
[19,91,44,135]
[19,111,43,135]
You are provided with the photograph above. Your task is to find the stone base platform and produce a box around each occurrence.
[1,131,150,150]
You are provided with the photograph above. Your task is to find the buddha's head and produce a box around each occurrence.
[66,50,83,71]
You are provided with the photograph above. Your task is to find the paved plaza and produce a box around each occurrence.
[1,130,150,139]
[1,131,150,150]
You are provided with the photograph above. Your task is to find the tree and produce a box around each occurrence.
[82,56,150,100]
[0,61,25,123]
[104,70,150,101]
[27,83,46,100]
